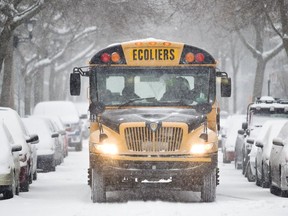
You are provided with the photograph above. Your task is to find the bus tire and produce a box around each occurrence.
[91,168,106,203]
[201,169,216,202]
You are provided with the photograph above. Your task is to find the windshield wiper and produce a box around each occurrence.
[118,97,156,108]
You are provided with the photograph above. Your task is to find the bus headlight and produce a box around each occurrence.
[190,143,214,154]
[94,143,118,155]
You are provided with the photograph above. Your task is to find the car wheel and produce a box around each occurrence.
[75,141,83,152]
[91,167,106,203]
[223,152,230,163]
[3,174,16,199]
[246,162,255,182]
[20,173,30,192]
[201,169,216,202]
[261,164,270,188]
[33,170,37,181]
[255,166,261,186]
[280,190,288,197]
[270,185,280,196]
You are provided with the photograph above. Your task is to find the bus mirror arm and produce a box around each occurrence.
[73,67,90,77]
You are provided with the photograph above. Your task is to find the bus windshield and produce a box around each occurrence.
[92,67,215,107]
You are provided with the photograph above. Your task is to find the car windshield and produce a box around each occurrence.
[92,67,215,107]
[250,111,288,127]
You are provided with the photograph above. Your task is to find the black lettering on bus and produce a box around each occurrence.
[170,49,175,60]
[158,49,163,60]
[150,49,154,60]
[138,49,143,60]
[163,49,168,60]
[133,49,137,60]
[144,49,149,60]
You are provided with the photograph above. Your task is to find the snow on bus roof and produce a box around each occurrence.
[107,38,178,47]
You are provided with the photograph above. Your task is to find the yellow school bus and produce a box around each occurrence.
[70,39,231,202]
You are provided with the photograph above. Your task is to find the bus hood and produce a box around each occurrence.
[101,108,205,133]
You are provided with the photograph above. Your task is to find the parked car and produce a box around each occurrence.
[240,97,288,178]
[46,115,68,158]
[254,120,288,188]
[33,101,83,151]
[0,122,22,199]
[0,107,38,192]
[270,121,288,197]
[218,110,229,148]
[235,127,246,170]
[244,126,262,182]
[74,102,89,139]
[22,117,60,172]
[221,115,245,163]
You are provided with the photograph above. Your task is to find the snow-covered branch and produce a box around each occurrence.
[236,29,262,58]
[12,0,45,28]
[26,26,97,77]
[55,43,95,72]
[263,42,284,62]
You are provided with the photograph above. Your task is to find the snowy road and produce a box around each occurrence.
[1,140,288,216]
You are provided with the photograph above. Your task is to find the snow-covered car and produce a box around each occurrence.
[240,97,288,178]
[254,119,288,188]
[47,115,68,159]
[0,122,22,199]
[221,114,245,163]
[235,126,246,170]
[218,110,229,148]
[33,101,83,151]
[243,126,262,182]
[74,102,89,139]
[270,121,288,197]
[0,107,38,192]
[22,117,60,172]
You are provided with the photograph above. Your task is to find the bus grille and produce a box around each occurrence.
[124,127,183,152]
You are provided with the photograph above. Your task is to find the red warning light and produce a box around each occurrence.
[195,53,205,63]
[101,53,111,63]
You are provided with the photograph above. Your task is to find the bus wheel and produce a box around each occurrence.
[91,168,106,203]
[201,169,216,202]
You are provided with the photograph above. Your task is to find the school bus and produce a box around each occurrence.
[70,39,231,202]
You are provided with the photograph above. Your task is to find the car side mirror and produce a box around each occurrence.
[272,138,284,147]
[51,133,59,138]
[12,144,22,152]
[27,134,39,144]
[80,114,88,119]
[238,129,245,135]
[246,138,254,144]
[255,141,264,148]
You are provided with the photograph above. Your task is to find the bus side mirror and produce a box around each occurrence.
[221,77,231,97]
[70,73,81,96]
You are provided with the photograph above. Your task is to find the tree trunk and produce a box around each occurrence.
[0,36,14,108]
[0,27,11,75]
[24,76,32,115]
[279,0,288,57]
[252,58,267,99]
[34,72,44,106]
[49,67,57,100]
